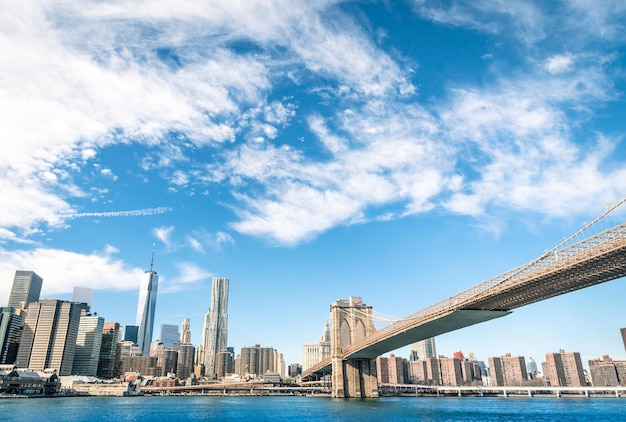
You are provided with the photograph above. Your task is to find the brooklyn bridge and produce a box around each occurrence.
[303,199,626,398]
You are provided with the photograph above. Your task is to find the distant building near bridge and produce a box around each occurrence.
[588,355,626,387]
[301,321,331,372]
[542,349,586,387]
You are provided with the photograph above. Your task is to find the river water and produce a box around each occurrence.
[1,395,625,421]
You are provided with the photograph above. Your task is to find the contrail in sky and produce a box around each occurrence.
[64,207,173,218]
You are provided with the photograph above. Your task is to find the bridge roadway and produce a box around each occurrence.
[304,222,626,377]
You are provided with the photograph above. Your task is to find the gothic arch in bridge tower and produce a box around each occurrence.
[330,296,378,398]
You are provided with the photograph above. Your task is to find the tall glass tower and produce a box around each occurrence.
[8,270,43,309]
[136,250,159,356]
[201,277,229,378]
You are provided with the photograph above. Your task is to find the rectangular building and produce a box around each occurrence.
[8,271,43,309]
[15,300,82,375]
[72,313,104,376]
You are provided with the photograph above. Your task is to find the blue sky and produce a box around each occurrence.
[1,1,626,368]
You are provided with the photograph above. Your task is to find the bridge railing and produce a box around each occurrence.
[342,222,626,356]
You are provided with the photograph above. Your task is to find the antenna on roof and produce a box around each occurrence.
[150,243,156,272]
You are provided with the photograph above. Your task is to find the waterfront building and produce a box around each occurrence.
[71,312,104,376]
[542,349,586,387]
[7,270,43,309]
[215,349,235,378]
[160,324,179,349]
[15,299,83,375]
[488,354,527,387]
[136,254,159,356]
[239,344,276,376]
[177,343,195,380]
[200,277,229,378]
[439,356,463,386]
[409,337,437,361]
[588,355,626,387]
[388,354,408,384]
[408,359,427,384]
[97,322,122,379]
[621,328,626,353]
[301,321,331,372]
[426,357,442,385]
[0,307,21,364]
[376,356,390,383]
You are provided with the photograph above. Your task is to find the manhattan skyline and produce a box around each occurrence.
[1,1,626,367]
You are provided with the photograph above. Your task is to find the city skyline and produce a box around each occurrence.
[1,1,626,367]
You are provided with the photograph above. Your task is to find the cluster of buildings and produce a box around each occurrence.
[0,268,286,395]
[302,329,626,389]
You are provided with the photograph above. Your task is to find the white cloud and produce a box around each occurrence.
[0,246,144,305]
[161,262,212,293]
[153,226,175,247]
[545,54,574,74]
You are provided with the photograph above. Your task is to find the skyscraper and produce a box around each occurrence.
[160,324,179,348]
[200,277,229,378]
[72,312,104,376]
[15,299,83,375]
[181,318,191,344]
[0,307,22,364]
[621,328,626,352]
[98,322,122,379]
[7,270,43,309]
[136,250,159,356]
[410,337,437,361]
[72,287,94,309]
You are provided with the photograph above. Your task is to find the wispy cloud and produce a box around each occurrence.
[160,262,212,293]
[65,207,173,219]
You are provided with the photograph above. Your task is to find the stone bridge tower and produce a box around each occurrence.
[330,296,378,398]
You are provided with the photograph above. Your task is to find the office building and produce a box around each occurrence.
[15,299,83,375]
[136,253,159,356]
[410,337,437,361]
[124,325,139,344]
[7,270,43,309]
[72,313,104,376]
[121,356,159,377]
[301,321,331,371]
[72,287,94,309]
[542,349,586,387]
[160,324,179,348]
[97,322,122,379]
[200,277,229,378]
[0,307,22,364]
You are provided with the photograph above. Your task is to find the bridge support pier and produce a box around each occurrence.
[330,297,378,398]
[331,357,378,398]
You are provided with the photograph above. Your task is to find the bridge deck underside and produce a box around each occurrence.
[461,244,626,311]
[346,310,510,359]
